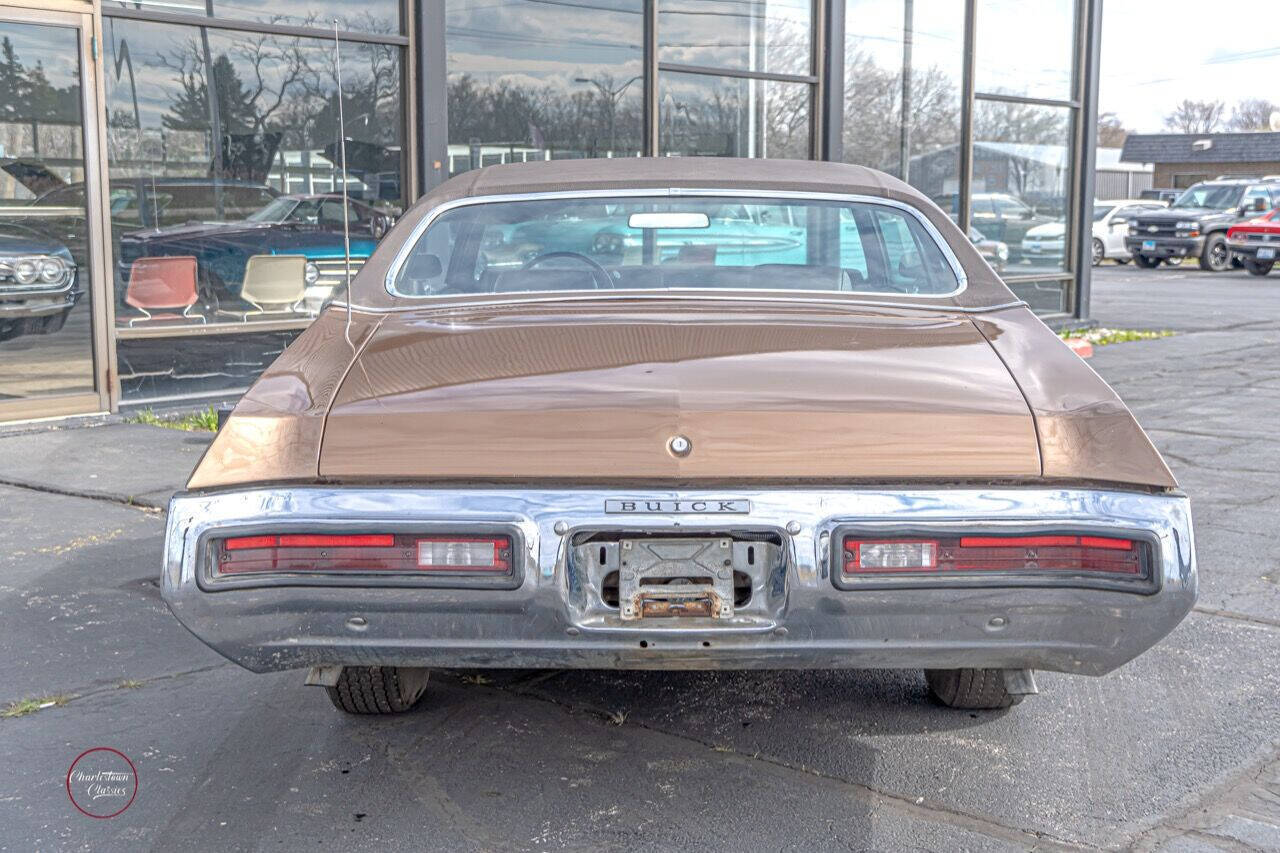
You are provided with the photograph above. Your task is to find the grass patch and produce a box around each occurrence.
[1,694,74,718]
[128,405,219,432]
[117,679,144,690]
[1059,327,1175,347]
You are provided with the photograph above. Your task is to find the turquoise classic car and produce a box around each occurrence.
[479,200,875,278]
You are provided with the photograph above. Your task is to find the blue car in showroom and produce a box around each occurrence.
[116,194,391,315]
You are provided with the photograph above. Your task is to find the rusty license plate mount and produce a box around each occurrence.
[617,537,737,620]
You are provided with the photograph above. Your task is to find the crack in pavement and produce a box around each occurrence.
[1192,605,1280,630]
[1130,742,1280,852]
[0,662,234,716]
[0,475,169,514]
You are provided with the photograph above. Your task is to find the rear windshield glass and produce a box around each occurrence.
[392,196,960,298]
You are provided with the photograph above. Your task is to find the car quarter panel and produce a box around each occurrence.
[186,308,383,489]
[972,306,1177,489]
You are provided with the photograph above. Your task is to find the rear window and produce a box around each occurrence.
[393,195,960,298]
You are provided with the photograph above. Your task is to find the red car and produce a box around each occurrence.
[1227,209,1280,276]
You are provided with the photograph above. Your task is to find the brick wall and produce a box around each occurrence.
[1153,162,1280,188]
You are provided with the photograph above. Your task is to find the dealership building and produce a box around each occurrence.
[0,0,1103,422]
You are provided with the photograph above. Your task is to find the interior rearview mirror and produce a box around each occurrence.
[628,212,710,229]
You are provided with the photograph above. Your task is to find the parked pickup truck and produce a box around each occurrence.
[1124,179,1280,271]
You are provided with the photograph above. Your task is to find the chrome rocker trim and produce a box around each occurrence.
[163,486,1196,676]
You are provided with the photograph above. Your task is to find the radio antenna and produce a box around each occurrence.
[332,19,355,347]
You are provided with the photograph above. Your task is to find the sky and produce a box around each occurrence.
[1099,0,1280,132]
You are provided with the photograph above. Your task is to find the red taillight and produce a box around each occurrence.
[215,533,512,576]
[843,534,1142,577]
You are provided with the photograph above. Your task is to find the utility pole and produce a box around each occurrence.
[575,74,641,156]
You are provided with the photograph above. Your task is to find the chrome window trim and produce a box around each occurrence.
[337,294,1024,317]
[380,188,970,302]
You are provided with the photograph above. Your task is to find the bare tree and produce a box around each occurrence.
[1097,112,1128,148]
[1163,99,1225,134]
[1228,99,1279,132]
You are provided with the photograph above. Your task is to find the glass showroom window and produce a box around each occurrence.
[103,0,402,38]
[657,0,812,77]
[656,0,817,159]
[974,0,1075,102]
[100,18,403,324]
[95,17,404,399]
[445,0,644,176]
[841,0,964,200]
[973,100,1075,312]
[660,71,810,159]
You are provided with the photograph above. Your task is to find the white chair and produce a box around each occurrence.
[219,254,306,320]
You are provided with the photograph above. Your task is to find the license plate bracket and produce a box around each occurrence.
[1258,248,1276,260]
[617,537,737,620]
[1142,240,1158,252]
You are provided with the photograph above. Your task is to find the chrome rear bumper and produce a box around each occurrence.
[162,486,1196,675]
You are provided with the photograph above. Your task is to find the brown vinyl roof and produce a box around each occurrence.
[354,157,1019,311]
[440,157,901,201]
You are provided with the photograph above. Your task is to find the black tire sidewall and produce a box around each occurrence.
[1200,234,1231,272]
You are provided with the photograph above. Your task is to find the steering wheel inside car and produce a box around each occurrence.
[522,251,614,290]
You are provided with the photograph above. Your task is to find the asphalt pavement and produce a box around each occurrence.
[0,264,1277,851]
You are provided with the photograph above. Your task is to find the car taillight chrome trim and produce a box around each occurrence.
[835,528,1154,590]
[198,523,523,590]
[166,487,1192,601]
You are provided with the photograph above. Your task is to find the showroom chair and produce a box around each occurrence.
[220,254,307,320]
[122,256,203,326]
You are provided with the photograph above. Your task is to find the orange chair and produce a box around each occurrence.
[123,256,203,326]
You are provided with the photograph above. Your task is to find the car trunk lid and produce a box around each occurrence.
[318,300,1041,482]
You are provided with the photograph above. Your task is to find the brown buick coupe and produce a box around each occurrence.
[163,159,1196,715]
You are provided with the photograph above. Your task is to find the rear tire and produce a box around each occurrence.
[1198,234,1232,272]
[1116,256,1131,265]
[1133,253,1161,269]
[1244,258,1274,276]
[925,668,1025,710]
[1091,238,1105,266]
[326,666,429,715]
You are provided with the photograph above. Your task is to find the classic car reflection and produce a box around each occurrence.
[0,222,80,343]
[476,200,875,277]
[163,159,1196,716]
[116,194,385,319]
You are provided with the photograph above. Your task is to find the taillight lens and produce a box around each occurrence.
[842,534,1143,576]
[215,533,512,575]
